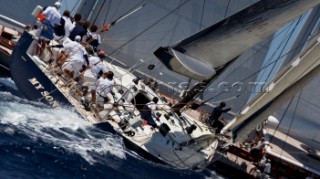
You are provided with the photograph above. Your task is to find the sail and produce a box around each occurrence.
[80,0,260,84]
[154,0,320,81]
[221,7,320,141]
[222,33,320,142]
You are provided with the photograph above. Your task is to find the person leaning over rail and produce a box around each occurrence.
[96,71,115,111]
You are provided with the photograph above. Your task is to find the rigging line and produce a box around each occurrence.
[264,55,320,143]
[261,17,301,79]
[240,32,320,86]
[63,0,69,10]
[279,91,302,157]
[223,0,231,18]
[205,33,318,103]
[202,47,308,108]
[261,16,304,83]
[199,0,205,30]
[93,0,107,24]
[110,0,146,24]
[268,96,295,144]
[215,19,305,83]
[109,0,192,55]
[102,0,112,25]
[71,0,80,13]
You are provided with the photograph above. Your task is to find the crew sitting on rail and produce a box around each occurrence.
[96,71,115,111]
[141,97,160,128]
[80,50,108,107]
[60,35,89,81]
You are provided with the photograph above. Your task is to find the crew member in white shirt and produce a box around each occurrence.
[82,24,101,52]
[61,10,75,41]
[61,36,89,81]
[42,2,62,27]
[38,1,62,56]
[96,71,115,111]
[81,51,108,105]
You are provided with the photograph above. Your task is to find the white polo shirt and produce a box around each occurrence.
[43,6,61,26]
[96,78,114,97]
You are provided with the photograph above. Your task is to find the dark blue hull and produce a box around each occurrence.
[9,32,71,107]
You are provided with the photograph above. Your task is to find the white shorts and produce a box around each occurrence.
[96,93,114,108]
[82,73,97,90]
[62,59,85,77]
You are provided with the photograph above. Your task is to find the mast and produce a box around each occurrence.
[221,34,320,142]
[155,0,320,112]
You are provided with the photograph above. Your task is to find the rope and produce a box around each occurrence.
[102,0,112,25]
[93,0,107,24]
[279,91,302,157]
[199,0,205,30]
[224,0,231,18]
[109,0,191,55]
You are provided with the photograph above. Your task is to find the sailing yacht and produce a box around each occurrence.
[2,0,320,177]
[6,3,223,169]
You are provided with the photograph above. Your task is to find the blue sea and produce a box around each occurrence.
[0,78,223,178]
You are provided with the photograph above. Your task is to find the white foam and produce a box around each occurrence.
[0,78,18,90]
[0,99,126,164]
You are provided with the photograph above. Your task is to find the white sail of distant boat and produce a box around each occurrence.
[74,0,320,176]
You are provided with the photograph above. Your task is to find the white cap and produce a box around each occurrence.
[54,1,62,9]
[75,35,81,42]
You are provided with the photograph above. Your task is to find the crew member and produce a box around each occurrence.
[96,71,115,111]
[208,101,232,133]
[61,10,75,41]
[81,51,108,105]
[61,35,89,81]
[42,1,63,37]
[141,97,160,128]
[69,13,90,41]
